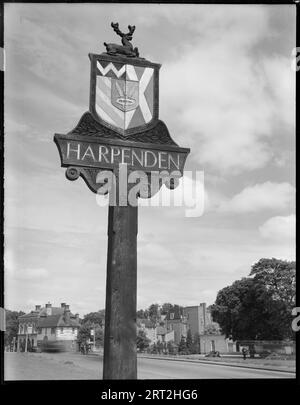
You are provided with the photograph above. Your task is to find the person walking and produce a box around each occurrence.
[242,347,248,360]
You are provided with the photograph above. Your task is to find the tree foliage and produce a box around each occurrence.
[211,258,295,341]
[136,330,150,351]
[82,311,105,328]
[178,336,188,354]
[250,258,296,309]
[4,310,25,346]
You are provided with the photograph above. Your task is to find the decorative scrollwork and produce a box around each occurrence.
[66,166,80,181]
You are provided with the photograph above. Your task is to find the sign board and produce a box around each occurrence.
[89,54,160,137]
[54,22,190,380]
[55,137,188,173]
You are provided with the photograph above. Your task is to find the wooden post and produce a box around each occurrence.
[103,203,138,379]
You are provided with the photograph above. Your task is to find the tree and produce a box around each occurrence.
[178,336,187,354]
[250,258,296,310]
[150,343,158,354]
[148,304,160,323]
[4,310,25,347]
[77,324,92,345]
[161,303,174,315]
[157,340,164,354]
[186,329,193,354]
[137,309,147,319]
[82,311,105,328]
[136,330,150,352]
[167,340,177,355]
[192,333,201,354]
[210,277,293,341]
[95,326,104,347]
[204,324,221,335]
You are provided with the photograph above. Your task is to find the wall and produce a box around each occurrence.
[144,327,156,345]
[167,321,187,345]
[56,327,78,340]
[200,334,228,354]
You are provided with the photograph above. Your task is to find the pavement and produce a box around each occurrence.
[137,353,296,373]
[4,352,295,380]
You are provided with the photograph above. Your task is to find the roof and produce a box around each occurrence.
[38,315,62,328]
[68,112,178,146]
[19,307,80,328]
[38,314,80,328]
[165,305,184,321]
[138,318,156,328]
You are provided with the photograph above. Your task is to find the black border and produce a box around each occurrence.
[0,0,299,399]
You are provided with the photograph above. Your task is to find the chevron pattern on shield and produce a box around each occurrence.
[95,60,155,136]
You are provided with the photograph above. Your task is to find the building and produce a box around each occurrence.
[137,318,157,345]
[184,303,221,336]
[17,302,80,352]
[165,305,187,345]
[200,334,236,354]
[156,326,174,343]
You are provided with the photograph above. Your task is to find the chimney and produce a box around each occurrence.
[45,302,52,316]
[35,305,41,311]
[61,303,66,308]
[75,313,80,323]
[64,304,70,324]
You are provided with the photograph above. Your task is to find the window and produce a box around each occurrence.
[51,328,56,334]
[60,327,63,333]
[170,313,174,320]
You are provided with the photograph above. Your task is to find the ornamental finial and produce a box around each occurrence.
[103,22,140,58]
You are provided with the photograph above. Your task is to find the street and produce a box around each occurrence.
[4,352,295,380]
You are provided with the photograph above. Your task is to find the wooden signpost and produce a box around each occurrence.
[54,23,190,379]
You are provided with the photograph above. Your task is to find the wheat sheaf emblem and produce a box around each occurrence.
[115,80,137,108]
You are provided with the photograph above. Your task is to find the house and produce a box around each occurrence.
[156,326,174,343]
[165,305,187,345]
[183,302,221,336]
[183,303,239,354]
[137,318,157,345]
[17,302,80,352]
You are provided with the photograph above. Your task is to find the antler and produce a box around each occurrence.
[127,25,136,35]
[111,22,124,37]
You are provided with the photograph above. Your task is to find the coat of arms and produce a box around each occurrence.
[89,23,160,137]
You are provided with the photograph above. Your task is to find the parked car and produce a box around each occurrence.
[205,350,221,357]
[40,340,66,352]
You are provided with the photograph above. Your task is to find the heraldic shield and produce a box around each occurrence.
[89,54,160,136]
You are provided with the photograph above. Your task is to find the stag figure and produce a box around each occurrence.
[104,22,139,58]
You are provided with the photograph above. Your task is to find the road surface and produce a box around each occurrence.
[4,352,295,380]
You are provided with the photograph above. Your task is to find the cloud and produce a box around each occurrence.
[6,265,49,281]
[218,181,295,213]
[138,172,207,218]
[259,214,295,241]
[159,8,294,173]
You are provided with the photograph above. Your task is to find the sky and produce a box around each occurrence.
[4,4,296,317]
